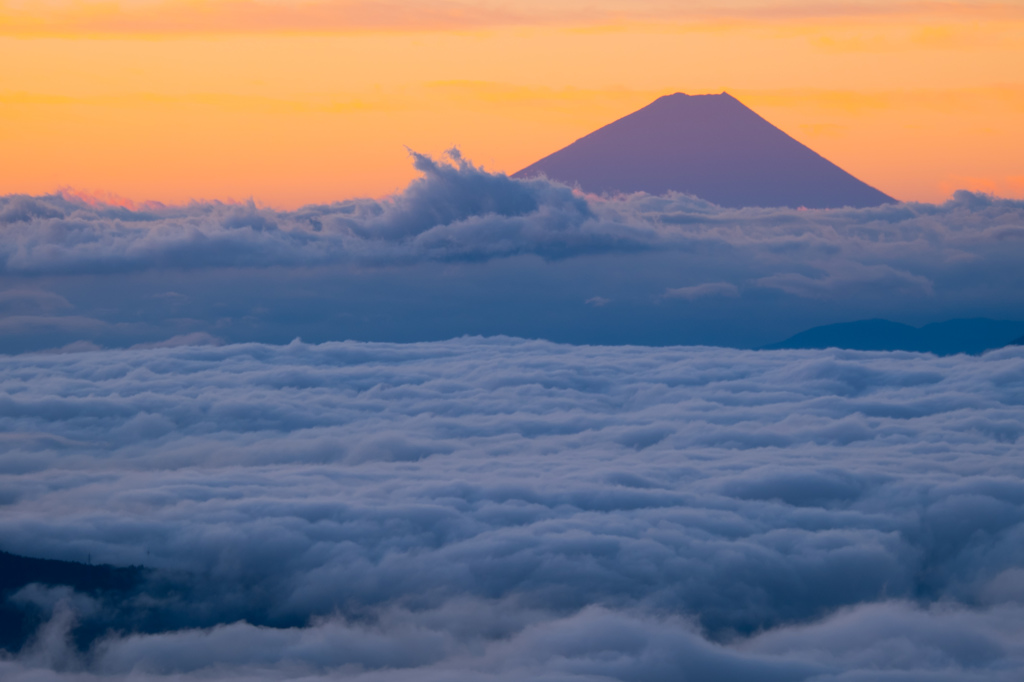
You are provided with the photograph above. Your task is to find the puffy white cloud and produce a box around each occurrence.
[1,152,1023,677]
[1,338,1023,679]
[1,153,1023,351]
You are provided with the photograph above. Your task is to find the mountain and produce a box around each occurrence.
[513,92,895,209]
[763,318,1024,355]
[0,549,143,596]
[0,549,146,653]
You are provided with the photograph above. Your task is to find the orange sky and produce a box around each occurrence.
[1,0,1022,207]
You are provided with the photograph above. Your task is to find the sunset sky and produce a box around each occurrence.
[2,0,1023,207]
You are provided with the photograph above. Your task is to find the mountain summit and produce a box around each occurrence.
[513,93,895,209]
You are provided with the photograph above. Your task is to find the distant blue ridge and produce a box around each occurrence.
[763,318,1024,355]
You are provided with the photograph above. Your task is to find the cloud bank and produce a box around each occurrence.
[1,338,1024,679]
[1,150,1023,352]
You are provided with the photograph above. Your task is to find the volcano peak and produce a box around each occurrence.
[513,92,895,209]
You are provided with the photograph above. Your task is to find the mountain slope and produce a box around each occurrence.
[0,550,146,653]
[514,92,895,209]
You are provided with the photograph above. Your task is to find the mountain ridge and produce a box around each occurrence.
[763,318,1024,355]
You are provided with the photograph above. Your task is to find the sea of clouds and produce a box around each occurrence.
[2,152,1024,679]
[2,337,1024,680]
[2,150,1024,352]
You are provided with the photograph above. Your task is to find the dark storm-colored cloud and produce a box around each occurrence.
[1,339,1023,679]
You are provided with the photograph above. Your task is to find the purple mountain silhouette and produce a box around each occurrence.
[513,92,895,208]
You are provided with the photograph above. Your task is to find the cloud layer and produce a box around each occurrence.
[1,338,1024,679]
[2,151,1023,352]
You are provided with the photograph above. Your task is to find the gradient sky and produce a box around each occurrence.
[2,0,1023,207]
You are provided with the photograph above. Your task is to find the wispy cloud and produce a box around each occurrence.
[664,282,740,300]
[2,0,1021,36]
